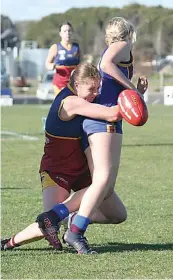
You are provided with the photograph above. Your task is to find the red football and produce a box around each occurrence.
[117,89,148,126]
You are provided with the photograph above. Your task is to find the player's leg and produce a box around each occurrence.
[35,170,91,249]
[36,178,91,241]
[62,190,126,253]
[64,188,126,226]
[63,189,126,225]
[76,132,122,217]
[35,165,93,251]
[34,172,70,249]
[90,189,127,224]
[64,132,122,253]
[13,185,69,245]
[1,172,69,250]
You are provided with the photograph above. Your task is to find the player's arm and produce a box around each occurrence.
[62,96,122,122]
[100,42,139,92]
[45,44,57,70]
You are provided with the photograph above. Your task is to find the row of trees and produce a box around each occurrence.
[24,5,173,61]
[1,5,173,63]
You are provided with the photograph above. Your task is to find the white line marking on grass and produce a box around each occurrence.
[152,99,160,104]
[39,105,51,109]
[1,131,39,141]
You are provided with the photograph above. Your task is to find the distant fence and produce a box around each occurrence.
[1,48,49,78]
[19,48,48,78]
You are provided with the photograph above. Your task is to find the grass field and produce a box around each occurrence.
[1,105,173,279]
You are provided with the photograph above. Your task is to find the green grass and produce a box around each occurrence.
[1,105,173,279]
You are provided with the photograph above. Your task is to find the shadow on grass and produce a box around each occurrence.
[1,243,173,257]
[93,242,173,253]
[1,246,74,257]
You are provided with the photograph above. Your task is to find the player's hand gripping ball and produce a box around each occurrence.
[118,89,148,126]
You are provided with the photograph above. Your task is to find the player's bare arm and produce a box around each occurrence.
[61,96,122,122]
[100,41,138,92]
[45,44,57,70]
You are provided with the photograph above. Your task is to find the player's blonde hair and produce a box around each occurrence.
[71,62,101,85]
[105,17,136,46]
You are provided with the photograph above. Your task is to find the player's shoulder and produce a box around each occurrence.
[50,43,58,49]
[63,95,78,105]
[110,41,129,50]
[49,43,58,53]
[63,95,82,110]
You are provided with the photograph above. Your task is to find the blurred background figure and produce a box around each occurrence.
[41,21,80,130]
[45,21,80,96]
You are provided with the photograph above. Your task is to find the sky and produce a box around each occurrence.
[1,0,173,21]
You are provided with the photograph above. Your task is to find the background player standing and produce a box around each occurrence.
[46,21,80,95]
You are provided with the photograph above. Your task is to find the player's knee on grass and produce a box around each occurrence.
[110,208,127,224]
[101,197,127,224]
[105,213,127,224]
